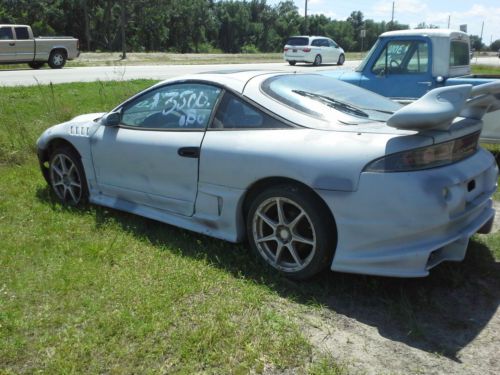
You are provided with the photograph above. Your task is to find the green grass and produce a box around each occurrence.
[0,162,312,373]
[1,80,499,373]
[471,64,500,75]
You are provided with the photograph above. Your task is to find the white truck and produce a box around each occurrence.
[0,24,79,69]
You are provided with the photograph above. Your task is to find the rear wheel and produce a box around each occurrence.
[28,61,44,69]
[337,54,345,65]
[247,184,335,280]
[48,50,67,69]
[313,54,322,66]
[49,146,88,206]
[288,61,296,66]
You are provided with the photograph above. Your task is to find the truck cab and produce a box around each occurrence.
[328,29,472,100]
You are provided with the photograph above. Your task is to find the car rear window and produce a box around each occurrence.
[261,74,402,125]
[286,37,309,46]
[450,41,469,66]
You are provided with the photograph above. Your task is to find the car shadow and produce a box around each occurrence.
[36,186,500,361]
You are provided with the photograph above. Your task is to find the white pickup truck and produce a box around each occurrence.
[0,24,79,69]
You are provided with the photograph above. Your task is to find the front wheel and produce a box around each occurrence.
[337,54,345,65]
[247,184,335,280]
[49,147,88,206]
[48,50,67,69]
[288,61,296,66]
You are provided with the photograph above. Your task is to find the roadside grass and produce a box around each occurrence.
[471,64,500,75]
[1,80,499,373]
[0,80,156,165]
[0,52,364,70]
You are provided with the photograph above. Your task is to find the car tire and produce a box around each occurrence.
[288,61,296,66]
[313,54,322,66]
[246,184,336,280]
[337,54,345,66]
[48,50,67,69]
[49,146,88,206]
[28,61,45,69]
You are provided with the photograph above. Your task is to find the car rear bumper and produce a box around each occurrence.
[317,148,498,277]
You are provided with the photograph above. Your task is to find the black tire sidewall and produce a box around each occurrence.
[338,54,345,65]
[48,51,67,69]
[246,184,335,280]
[49,147,88,206]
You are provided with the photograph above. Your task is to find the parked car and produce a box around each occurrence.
[0,24,79,69]
[37,71,498,280]
[283,36,345,66]
[322,29,500,143]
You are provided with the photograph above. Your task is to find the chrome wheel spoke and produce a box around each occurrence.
[274,244,285,264]
[70,181,81,188]
[289,211,305,230]
[276,198,285,224]
[257,211,277,230]
[285,243,303,266]
[292,233,315,246]
[67,186,78,203]
[256,234,278,244]
[52,164,63,177]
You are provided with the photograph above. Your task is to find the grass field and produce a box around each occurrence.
[1,80,499,374]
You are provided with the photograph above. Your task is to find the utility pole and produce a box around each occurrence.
[120,0,126,59]
[391,1,394,23]
[447,15,450,29]
[304,0,308,35]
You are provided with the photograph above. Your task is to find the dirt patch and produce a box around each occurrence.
[283,249,500,374]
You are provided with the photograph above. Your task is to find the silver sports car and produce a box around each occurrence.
[37,71,499,280]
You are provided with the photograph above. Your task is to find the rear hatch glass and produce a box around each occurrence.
[286,37,309,46]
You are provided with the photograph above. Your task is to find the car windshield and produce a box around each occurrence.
[286,37,309,46]
[261,74,401,125]
[355,39,380,72]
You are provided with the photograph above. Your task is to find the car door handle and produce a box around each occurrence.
[417,81,432,86]
[178,147,200,158]
[9,42,15,46]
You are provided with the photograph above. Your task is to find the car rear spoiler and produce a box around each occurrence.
[387,82,500,131]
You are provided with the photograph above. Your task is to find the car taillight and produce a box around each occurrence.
[303,48,311,52]
[284,47,289,52]
[364,132,480,172]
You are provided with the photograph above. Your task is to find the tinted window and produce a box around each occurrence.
[311,39,321,47]
[450,41,469,66]
[286,37,309,46]
[14,27,30,40]
[262,74,401,125]
[121,83,221,129]
[212,92,287,129]
[0,27,13,40]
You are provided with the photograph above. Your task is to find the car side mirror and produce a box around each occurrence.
[101,111,121,127]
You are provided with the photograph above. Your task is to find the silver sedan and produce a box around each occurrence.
[37,71,498,279]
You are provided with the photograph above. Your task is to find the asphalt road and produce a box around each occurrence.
[1,56,498,86]
[0,60,360,86]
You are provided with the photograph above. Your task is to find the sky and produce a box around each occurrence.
[267,0,500,45]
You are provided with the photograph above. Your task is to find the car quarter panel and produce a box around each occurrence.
[199,128,392,193]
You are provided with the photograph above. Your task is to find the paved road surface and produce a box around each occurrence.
[0,61,360,87]
[1,56,498,87]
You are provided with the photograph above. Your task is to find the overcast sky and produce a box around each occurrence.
[267,0,500,44]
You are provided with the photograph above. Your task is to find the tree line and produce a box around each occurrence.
[0,0,496,53]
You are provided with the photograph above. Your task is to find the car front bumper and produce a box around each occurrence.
[317,148,498,277]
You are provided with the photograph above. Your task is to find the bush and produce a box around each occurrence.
[241,44,259,54]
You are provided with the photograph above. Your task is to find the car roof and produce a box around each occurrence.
[287,35,329,39]
[154,70,281,94]
[380,28,468,38]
